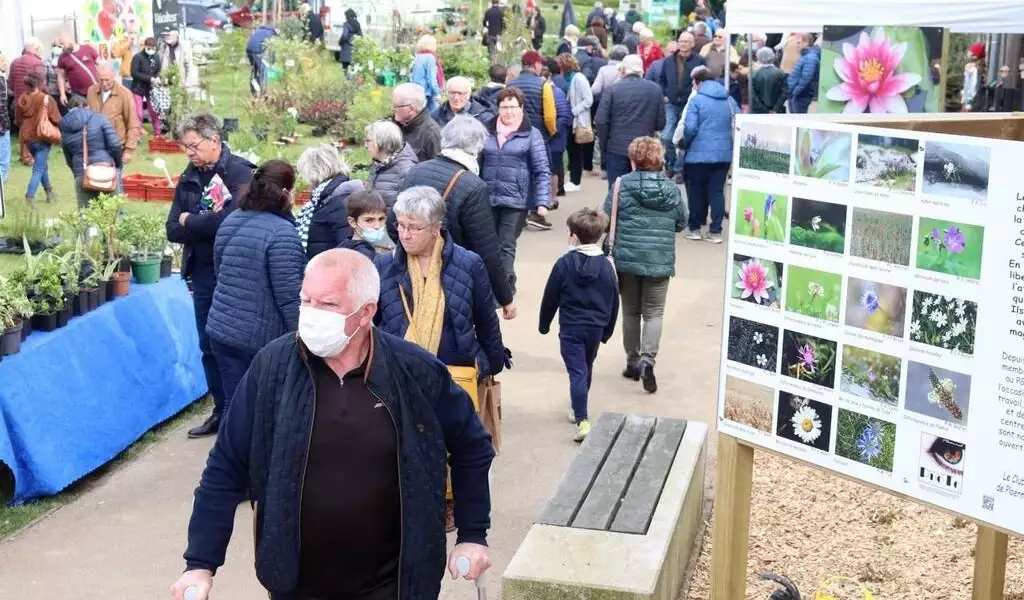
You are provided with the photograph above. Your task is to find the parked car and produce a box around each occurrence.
[182,0,235,33]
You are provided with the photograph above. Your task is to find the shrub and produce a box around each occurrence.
[341,85,394,142]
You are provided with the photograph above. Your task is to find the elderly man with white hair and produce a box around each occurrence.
[392,82,442,162]
[432,76,497,129]
[399,116,516,315]
[623,20,644,54]
[170,247,496,600]
[594,54,665,186]
[86,64,141,163]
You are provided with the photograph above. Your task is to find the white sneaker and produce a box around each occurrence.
[569,406,578,423]
[564,182,581,192]
[686,230,703,241]
[705,233,723,244]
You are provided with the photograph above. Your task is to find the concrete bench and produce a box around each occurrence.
[502,413,708,600]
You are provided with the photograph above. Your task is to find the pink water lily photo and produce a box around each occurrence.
[819,26,944,114]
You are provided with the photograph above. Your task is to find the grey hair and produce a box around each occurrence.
[619,54,643,76]
[24,37,44,53]
[593,1,602,8]
[297,144,349,187]
[366,120,405,156]
[176,112,221,141]
[441,116,487,156]
[756,47,776,65]
[690,65,710,79]
[305,249,380,308]
[447,76,473,93]
[693,22,707,35]
[393,82,427,112]
[394,186,447,226]
[608,44,628,61]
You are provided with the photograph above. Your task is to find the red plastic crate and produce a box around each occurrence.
[294,190,311,206]
[122,173,158,200]
[144,178,179,202]
[147,136,183,154]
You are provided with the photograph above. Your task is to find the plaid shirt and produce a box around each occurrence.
[0,73,10,133]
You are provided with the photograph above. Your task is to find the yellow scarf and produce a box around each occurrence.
[401,236,446,355]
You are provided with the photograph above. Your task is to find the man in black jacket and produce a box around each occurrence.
[482,0,504,60]
[394,116,517,317]
[392,83,442,163]
[595,55,664,187]
[432,76,496,129]
[170,249,495,600]
[526,4,546,50]
[165,113,255,438]
[656,31,704,179]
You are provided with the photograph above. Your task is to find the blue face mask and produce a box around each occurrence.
[361,226,388,245]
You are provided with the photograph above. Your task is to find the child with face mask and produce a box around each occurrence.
[339,190,391,260]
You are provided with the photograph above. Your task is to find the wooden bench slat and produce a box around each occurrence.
[571,414,657,531]
[535,412,626,527]
[609,418,688,534]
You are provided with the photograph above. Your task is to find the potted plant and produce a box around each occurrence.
[0,277,33,356]
[119,214,166,284]
[214,30,248,132]
[83,194,132,296]
[160,246,173,278]
[56,245,85,317]
[29,259,65,332]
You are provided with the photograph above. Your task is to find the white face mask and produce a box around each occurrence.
[298,304,362,358]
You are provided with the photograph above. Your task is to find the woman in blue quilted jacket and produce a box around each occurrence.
[206,160,307,412]
[479,86,552,296]
[682,65,739,244]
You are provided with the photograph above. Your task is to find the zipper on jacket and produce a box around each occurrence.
[369,385,403,600]
[297,362,318,559]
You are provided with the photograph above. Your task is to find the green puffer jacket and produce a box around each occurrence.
[603,170,689,278]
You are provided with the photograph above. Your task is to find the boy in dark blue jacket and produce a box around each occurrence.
[338,189,388,260]
[539,208,620,441]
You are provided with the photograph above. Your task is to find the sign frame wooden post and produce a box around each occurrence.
[708,433,1010,599]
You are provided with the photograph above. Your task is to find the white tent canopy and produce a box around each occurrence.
[725,0,1024,34]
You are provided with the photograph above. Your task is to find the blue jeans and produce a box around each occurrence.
[247,50,267,94]
[559,327,603,423]
[660,102,684,173]
[189,268,226,417]
[789,95,812,114]
[0,132,10,183]
[605,151,633,189]
[26,141,52,198]
[211,338,257,418]
[684,161,730,234]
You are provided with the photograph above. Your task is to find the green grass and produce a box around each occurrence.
[785,265,842,323]
[739,147,790,174]
[733,190,787,242]
[0,396,211,540]
[790,225,845,253]
[916,218,984,280]
[835,408,896,472]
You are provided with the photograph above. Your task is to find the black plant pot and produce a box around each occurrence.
[105,279,116,301]
[311,126,328,137]
[56,305,72,328]
[73,291,90,316]
[32,312,58,332]
[1,324,23,356]
[96,283,108,307]
[118,257,132,273]
[20,317,33,341]
[84,288,99,312]
[220,128,230,143]
[223,117,239,132]
[160,256,173,278]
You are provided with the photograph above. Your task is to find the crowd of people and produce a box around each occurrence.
[0,28,200,200]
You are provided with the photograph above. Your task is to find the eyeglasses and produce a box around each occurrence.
[178,138,209,154]
[498,105,522,112]
[392,104,413,111]
[396,222,433,233]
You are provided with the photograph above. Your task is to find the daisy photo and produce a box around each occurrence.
[844,277,907,337]
[731,254,783,308]
[835,409,897,472]
[776,392,833,451]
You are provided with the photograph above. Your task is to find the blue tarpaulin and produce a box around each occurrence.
[0,277,207,504]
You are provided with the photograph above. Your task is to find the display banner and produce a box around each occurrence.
[719,114,1024,534]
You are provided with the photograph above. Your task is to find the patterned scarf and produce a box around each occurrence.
[400,236,446,355]
[294,179,332,249]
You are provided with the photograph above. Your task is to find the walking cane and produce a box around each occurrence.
[455,556,488,600]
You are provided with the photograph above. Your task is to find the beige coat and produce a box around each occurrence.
[86,82,141,152]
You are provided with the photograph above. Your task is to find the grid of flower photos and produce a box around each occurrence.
[721,117,993,504]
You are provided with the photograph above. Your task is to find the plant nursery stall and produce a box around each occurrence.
[0,197,207,505]
[713,110,1024,600]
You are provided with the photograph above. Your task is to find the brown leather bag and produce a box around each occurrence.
[37,96,61,144]
[80,122,119,193]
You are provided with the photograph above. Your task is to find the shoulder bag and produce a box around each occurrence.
[37,96,62,144]
[442,169,466,201]
[80,120,118,193]
[569,74,596,144]
[605,176,622,267]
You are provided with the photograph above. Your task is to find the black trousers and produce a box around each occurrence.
[189,268,225,416]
